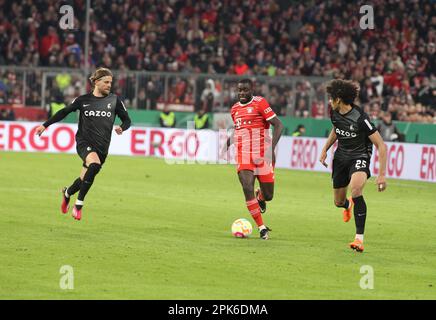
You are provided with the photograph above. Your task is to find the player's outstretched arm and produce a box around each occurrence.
[36,102,78,136]
[319,128,337,167]
[369,131,387,192]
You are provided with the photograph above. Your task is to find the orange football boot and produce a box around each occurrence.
[349,238,364,252]
[343,197,353,222]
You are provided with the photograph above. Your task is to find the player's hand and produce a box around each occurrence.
[376,175,387,192]
[114,126,123,135]
[35,125,46,137]
[319,149,328,168]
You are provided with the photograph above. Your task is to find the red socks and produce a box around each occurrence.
[246,198,264,227]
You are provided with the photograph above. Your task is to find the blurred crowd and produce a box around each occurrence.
[0,0,435,122]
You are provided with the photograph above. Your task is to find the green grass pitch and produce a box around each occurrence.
[1,151,435,299]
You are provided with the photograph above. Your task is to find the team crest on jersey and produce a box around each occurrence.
[350,124,355,131]
[247,108,253,113]
[107,103,112,109]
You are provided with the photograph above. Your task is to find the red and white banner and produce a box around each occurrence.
[275,136,436,183]
[0,121,219,162]
[1,121,435,183]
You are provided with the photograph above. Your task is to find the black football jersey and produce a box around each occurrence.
[330,104,377,160]
[44,93,131,155]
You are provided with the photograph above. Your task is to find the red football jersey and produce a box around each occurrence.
[230,96,276,159]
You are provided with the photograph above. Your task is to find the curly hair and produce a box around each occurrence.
[326,79,360,105]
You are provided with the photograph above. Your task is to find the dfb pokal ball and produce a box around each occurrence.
[231,218,253,238]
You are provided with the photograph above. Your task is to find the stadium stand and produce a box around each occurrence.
[0,0,435,122]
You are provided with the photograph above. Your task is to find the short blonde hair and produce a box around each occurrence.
[89,67,113,84]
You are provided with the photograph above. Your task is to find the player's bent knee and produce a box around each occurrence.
[242,184,254,195]
[84,163,102,184]
[85,151,101,164]
[264,194,273,201]
[334,199,345,207]
[86,158,101,165]
[243,187,254,195]
[88,162,101,172]
[351,188,363,198]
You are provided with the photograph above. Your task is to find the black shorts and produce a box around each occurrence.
[332,157,371,189]
[76,140,107,167]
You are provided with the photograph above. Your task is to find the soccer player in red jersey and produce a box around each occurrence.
[223,79,284,239]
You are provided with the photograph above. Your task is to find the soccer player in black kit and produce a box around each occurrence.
[319,80,387,252]
[35,68,131,220]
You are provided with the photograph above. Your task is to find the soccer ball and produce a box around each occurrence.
[231,218,253,238]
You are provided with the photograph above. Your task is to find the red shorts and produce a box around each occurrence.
[237,158,275,183]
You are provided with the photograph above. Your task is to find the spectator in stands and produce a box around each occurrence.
[295,82,310,112]
[369,102,382,121]
[39,26,60,65]
[9,86,23,105]
[200,79,218,112]
[62,34,82,67]
[311,99,325,119]
[0,25,7,65]
[147,80,161,109]
[0,108,15,121]
[1,0,435,124]
[26,90,41,106]
[295,98,309,118]
[268,87,283,115]
[169,78,188,104]
[0,89,7,105]
[359,78,379,104]
[431,87,436,109]
[137,88,147,110]
[233,57,250,75]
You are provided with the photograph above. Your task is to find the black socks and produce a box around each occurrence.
[352,195,367,234]
[67,178,82,197]
[336,198,350,209]
[76,163,101,209]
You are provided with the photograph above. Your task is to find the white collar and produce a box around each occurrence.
[238,97,254,106]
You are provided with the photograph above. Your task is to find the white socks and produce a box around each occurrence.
[355,234,364,242]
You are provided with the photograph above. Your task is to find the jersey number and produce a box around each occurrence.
[355,160,367,170]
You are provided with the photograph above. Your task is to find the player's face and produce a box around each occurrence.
[237,83,253,104]
[96,76,112,96]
